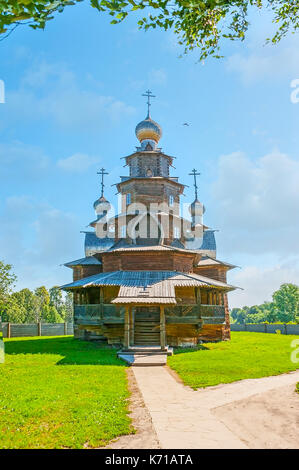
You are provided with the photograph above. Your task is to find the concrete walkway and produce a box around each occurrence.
[133,367,299,449]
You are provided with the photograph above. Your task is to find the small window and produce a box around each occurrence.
[126,193,131,205]
[174,227,180,239]
[169,195,174,206]
[120,225,126,238]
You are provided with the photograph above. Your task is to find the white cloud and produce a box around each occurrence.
[149,68,167,85]
[211,149,299,255]
[0,196,82,291]
[0,141,49,178]
[226,38,299,84]
[228,258,299,308]
[57,153,100,172]
[210,147,299,306]
[129,69,167,90]
[2,61,136,132]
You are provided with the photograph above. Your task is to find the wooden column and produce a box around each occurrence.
[99,287,104,319]
[124,305,130,350]
[195,287,201,319]
[160,305,166,351]
[129,307,134,346]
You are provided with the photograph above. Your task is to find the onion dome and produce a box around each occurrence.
[189,199,205,219]
[135,114,162,145]
[93,195,111,215]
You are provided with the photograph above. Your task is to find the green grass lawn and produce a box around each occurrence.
[0,336,132,449]
[168,332,299,389]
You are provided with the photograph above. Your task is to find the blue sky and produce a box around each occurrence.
[0,2,298,307]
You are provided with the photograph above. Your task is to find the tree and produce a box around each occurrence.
[34,286,50,321]
[41,304,63,323]
[0,1,298,60]
[272,283,299,323]
[1,297,27,323]
[11,288,38,323]
[64,291,73,322]
[230,307,248,324]
[49,286,63,311]
[0,260,17,316]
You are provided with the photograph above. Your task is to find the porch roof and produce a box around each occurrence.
[111,283,177,304]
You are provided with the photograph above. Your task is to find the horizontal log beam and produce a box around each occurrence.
[166,317,202,324]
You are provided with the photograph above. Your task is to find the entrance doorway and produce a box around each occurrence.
[134,307,160,345]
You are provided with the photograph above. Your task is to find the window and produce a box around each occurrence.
[169,195,174,207]
[120,225,126,238]
[174,227,180,239]
[126,193,131,205]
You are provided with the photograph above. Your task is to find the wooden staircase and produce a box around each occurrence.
[134,309,160,346]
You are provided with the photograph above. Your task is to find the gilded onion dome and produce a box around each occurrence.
[135,114,162,145]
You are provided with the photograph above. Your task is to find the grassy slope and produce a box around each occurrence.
[168,332,299,389]
[0,336,131,449]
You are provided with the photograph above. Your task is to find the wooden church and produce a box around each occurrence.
[61,92,237,350]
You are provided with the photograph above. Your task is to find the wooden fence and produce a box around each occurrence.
[0,322,74,338]
[231,323,299,335]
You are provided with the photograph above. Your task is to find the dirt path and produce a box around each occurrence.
[132,367,299,449]
[213,383,299,449]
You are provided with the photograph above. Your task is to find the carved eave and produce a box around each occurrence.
[196,255,238,271]
[116,176,185,194]
[122,150,175,167]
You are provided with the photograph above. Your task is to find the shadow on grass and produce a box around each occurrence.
[172,344,210,355]
[4,336,125,366]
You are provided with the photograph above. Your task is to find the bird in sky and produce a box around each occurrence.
[183,122,189,126]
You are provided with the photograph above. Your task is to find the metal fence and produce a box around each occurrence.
[231,323,299,335]
[0,322,74,338]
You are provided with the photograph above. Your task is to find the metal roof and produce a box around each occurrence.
[107,244,200,254]
[84,232,114,256]
[200,230,217,251]
[60,270,236,291]
[64,256,102,267]
[112,283,176,304]
[197,255,237,269]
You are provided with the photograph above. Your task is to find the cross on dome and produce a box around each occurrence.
[189,169,201,200]
[97,168,109,198]
[142,90,156,118]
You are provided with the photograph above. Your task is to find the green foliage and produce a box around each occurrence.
[0,336,131,448]
[168,331,299,389]
[231,283,299,324]
[0,260,17,312]
[49,285,63,310]
[272,283,299,323]
[41,304,64,323]
[1,297,27,323]
[0,1,299,59]
[1,281,74,324]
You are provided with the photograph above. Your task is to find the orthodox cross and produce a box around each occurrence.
[142,90,156,116]
[189,169,201,200]
[97,168,108,198]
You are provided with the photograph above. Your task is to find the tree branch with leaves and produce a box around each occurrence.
[0,1,298,58]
